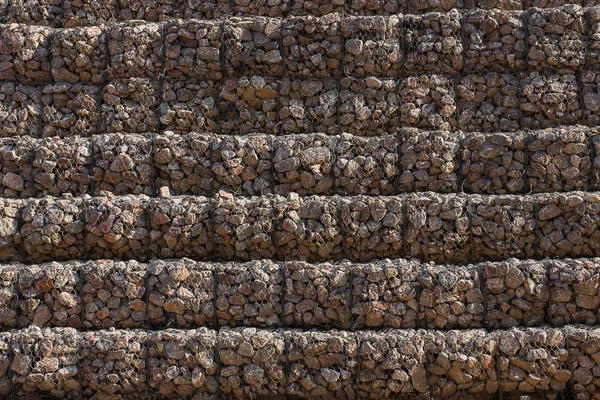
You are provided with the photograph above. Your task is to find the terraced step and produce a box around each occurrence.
[0,127,597,198]
[2,257,600,331]
[1,324,596,399]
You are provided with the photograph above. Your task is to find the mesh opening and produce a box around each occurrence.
[81,329,148,398]
[418,264,484,329]
[0,137,36,198]
[287,329,357,399]
[218,327,286,398]
[32,136,92,196]
[273,133,335,196]
[107,21,163,80]
[341,16,402,77]
[399,75,458,131]
[147,328,218,399]
[214,193,276,261]
[51,26,107,84]
[12,327,82,399]
[92,133,153,196]
[279,77,339,135]
[154,132,216,196]
[220,76,279,135]
[164,20,223,81]
[0,264,18,328]
[5,0,62,27]
[0,25,52,83]
[399,128,461,193]
[118,0,175,22]
[63,0,118,27]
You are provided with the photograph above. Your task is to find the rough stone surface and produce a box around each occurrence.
[5,0,62,27]
[148,328,218,399]
[12,327,82,399]
[164,20,222,81]
[273,134,335,196]
[41,83,100,137]
[213,193,276,261]
[161,80,219,135]
[334,134,399,196]
[520,70,582,129]
[118,0,174,22]
[17,262,83,328]
[279,77,338,134]
[403,11,463,75]
[349,0,405,14]
[457,73,521,132]
[580,70,600,126]
[274,194,343,262]
[399,75,458,131]
[149,196,213,260]
[233,0,288,16]
[526,5,585,70]
[339,77,399,136]
[0,24,52,83]
[218,327,286,398]
[0,265,17,328]
[461,132,526,194]
[0,199,23,262]
[153,132,215,196]
[100,78,160,134]
[32,136,92,196]
[108,21,162,80]
[497,328,570,397]
[536,192,600,259]
[426,330,499,399]
[352,259,420,329]
[220,76,279,134]
[463,10,526,73]
[63,0,118,27]
[216,260,282,327]
[147,259,214,328]
[419,264,484,329]
[357,330,428,399]
[341,16,402,77]
[82,260,147,329]
[283,260,352,329]
[484,260,549,329]
[399,129,461,193]
[287,329,357,398]
[21,196,87,263]
[548,259,600,326]
[224,17,283,77]
[282,14,343,77]
[567,326,600,400]
[341,196,403,261]
[0,83,41,137]
[174,0,231,19]
[406,194,470,263]
[92,133,153,196]
[81,329,148,398]
[527,126,591,192]
[51,26,106,84]
[470,195,536,261]
[84,195,150,261]
[212,134,273,196]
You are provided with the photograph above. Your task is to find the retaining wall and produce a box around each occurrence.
[1,257,600,331]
